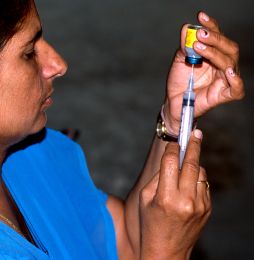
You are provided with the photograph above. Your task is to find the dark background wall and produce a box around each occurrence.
[35,1,254,259]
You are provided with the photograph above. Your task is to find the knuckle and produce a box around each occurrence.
[191,136,201,146]
[207,205,213,216]
[212,19,220,30]
[207,45,217,58]
[231,41,239,57]
[230,78,245,100]
[165,142,179,154]
[214,31,222,43]
[154,196,171,209]
[152,196,176,216]
[228,57,237,68]
[179,198,196,217]
[196,202,206,216]
[208,17,219,32]
[238,90,245,100]
[199,166,207,178]
[139,187,151,204]
[205,196,212,214]
[161,151,178,168]
[183,160,199,173]
[235,81,245,100]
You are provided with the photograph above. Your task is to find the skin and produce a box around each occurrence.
[139,130,211,260]
[164,12,244,135]
[0,4,67,152]
[0,4,244,260]
[0,3,67,237]
[107,11,244,260]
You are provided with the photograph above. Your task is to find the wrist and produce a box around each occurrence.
[156,104,179,142]
[161,103,181,136]
[156,110,178,142]
[160,103,198,139]
[161,105,180,136]
[140,244,192,260]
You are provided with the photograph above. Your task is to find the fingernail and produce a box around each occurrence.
[196,42,206,50]
[200,29,209,38]
[227,67,236,77]
[201,12,209,22]
[194,129,203,140]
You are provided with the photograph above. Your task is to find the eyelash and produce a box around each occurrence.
[24,48,37,60]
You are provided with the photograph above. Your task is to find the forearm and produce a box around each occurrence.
[125,133,168,256]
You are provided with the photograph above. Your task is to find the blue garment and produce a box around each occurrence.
[0,222,48,259]
[2,128,118,259]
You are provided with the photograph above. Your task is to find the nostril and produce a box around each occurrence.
[55,73,62,78]
[56,59,68,77]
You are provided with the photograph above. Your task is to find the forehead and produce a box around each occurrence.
[0,2,41,63]
[0,7,41,65]
[19,3,42,38]
[3,4,41,51]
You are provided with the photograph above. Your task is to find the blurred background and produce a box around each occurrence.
[36,0,254,259]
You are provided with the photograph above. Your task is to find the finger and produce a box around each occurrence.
[194,68,244,108]
[222,67,245,100]
[198,167,212,212]
[193,41,237,73]
[195,167,211,217]
[195,13,240,73]
[180,23,189,52]
[196,167,209,201]
[156,142,180,199]
[179,129,203,196]
[181,12,221,52]
[193,69,244,114]
[197,11,220,33]
[196,29,239,62]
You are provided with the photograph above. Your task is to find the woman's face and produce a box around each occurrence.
[0,4,67,147]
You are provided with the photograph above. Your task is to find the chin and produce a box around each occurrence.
[3,113,48,148]
[30,113,48,135]
[19,112,48,141]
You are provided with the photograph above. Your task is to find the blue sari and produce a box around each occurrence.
[2,128,118,259]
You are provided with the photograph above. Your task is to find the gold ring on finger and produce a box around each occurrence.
[197,180,210,190]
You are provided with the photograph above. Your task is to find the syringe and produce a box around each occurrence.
[178,64,195,168]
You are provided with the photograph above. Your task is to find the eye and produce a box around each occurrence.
[24,48,37,60]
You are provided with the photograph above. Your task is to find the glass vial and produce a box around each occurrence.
[185,25,203,65]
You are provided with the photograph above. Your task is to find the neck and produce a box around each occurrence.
[0,148,7,169]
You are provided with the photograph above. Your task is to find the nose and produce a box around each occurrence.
[39,40,68,80]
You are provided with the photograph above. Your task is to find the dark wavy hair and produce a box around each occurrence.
[0,0,32,50]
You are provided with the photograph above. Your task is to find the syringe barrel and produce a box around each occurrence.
[178,93,195,168]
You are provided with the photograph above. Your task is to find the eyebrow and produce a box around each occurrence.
[24,28,43,47]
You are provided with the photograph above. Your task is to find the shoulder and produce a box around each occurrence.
[44,128,81,149]
[3,128,86,174]
[6,127,83,157]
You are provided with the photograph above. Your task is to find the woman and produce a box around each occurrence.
[0,0,244,259]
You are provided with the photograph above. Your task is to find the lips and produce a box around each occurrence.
[41,89,54,111]
[44,96,53,106]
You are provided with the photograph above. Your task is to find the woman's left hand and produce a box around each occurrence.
[139,130,211,260]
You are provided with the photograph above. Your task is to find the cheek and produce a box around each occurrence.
[0,94,40,127]
[3,80,42,114]
[0,78,44,137]
[0,98,47,145]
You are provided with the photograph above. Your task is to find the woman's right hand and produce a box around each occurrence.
[139,129,211,260]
